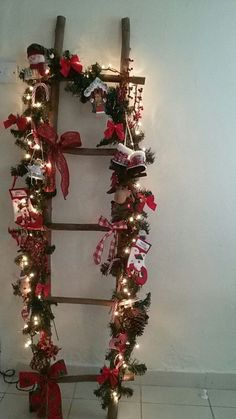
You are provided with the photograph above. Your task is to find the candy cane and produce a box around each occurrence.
[31,82,50,106]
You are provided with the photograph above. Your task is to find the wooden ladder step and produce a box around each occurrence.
[64,147,115,156]
[63,74,145,85]
[46,223,110,231]
[47,296,112,306]
[55,373,134,383]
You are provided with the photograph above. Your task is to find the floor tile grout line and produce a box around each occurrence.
[208,397,216,419]
[66,384,76,419]
[140,385,143,419]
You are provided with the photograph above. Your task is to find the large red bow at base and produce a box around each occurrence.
[60,55,83,78]
[137,193,157,213]
[97,366,119,388]
[104,120,125,142]
[19,360,67,419]
[4,114,28,131]
[93,216,127,265]
[37,123,82,199]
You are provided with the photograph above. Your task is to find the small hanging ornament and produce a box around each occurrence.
[25,43,50,80]
[126,237,151,286]
[84,77,108,114]
[27,159,45,181]
[9,179,43,230]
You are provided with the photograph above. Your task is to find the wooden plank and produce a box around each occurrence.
[55,373,134,383]
[46,223,110,231]
[120,17,131,74]
[63,74,145,85]
[47,296,112,306]
[63,147,115,156]
[107,17,131,419]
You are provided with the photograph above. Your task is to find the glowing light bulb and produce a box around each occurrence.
[135,183,140,189]
[135,343,140,349]
[118,355,123,361]
[34,144,41,150]
[136,214,141,220]
[102,64,105,69]
[23,324,28,329]
[129,216,134,222]
[123,363,127,368]
[24,340,31,348]
[46,162,52,169]
[123,287,128,293]
[127,292,131,296]
[26,94,31,100]
[29,86,34,91]
[27,140,32,146]
[25,153,31,159]
[29,273,34,277]
[26,116,32,122]
[38,294,42,300]
[124,248,130,254]
[142,147,146,152]
[33,102,42,108]
[114,311,119,316]
[122,278,127,284]
[45,68,50,75]
[132,238,136,243]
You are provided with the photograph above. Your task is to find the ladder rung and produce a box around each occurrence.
[62,74,145,85]
[64,147,115,156]
[47,296,112,306]
[46,223,110,231]
[55,373,134,383]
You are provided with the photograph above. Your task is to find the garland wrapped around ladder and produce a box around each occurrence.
[5,15,156,417]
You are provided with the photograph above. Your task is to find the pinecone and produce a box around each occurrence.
[123,307,149,336]
[30,352,50,373]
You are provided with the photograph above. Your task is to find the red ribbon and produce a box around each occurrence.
[104,120,125,142]
[4,114,28,131]
[35,283,50,298]
[97,366,119,388]
[19,360,67,419]
[37,123,81,199]
[60,55,83,77]
[137,193,157,213]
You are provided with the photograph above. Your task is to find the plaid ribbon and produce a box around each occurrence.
[93,216,127,265]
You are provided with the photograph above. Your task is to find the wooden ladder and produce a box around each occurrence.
[47,15,145,419]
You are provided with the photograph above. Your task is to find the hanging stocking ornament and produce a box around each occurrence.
[126,237,151,286]
[9,179,43,230]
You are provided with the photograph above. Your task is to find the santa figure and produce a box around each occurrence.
[26,43,49,79]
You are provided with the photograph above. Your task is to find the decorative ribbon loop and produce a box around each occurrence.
[35,283,50,298]
[104,120,125,142]
[37,123,81,199]
[4,114,28,131]
[19,360,67,419]
[137,193,157,213]
[93,216,127,265]
[60,55,83,78]
[97,366,119,388]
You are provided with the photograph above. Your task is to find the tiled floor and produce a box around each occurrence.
[0,376,236,418]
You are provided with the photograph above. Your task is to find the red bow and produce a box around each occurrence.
[35,283,50,298]
[60,55,83,77]
[97,366,119,388]
[104,120,125,142]
[19,360,67,419]
[37,123,81,199]
[93,216,127,265]
[4,114,28,131]
[137,193,157,213]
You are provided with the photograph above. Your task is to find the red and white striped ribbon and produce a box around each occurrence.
[93,216,127,265]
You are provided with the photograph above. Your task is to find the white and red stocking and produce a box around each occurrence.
[126,237,151,286]
[9,187,43,230]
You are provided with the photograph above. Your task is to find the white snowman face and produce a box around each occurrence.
[29,54,45,64]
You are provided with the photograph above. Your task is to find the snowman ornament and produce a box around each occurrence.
[126,237,151,286]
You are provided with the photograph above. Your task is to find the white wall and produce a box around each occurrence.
[0,0,236,374]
